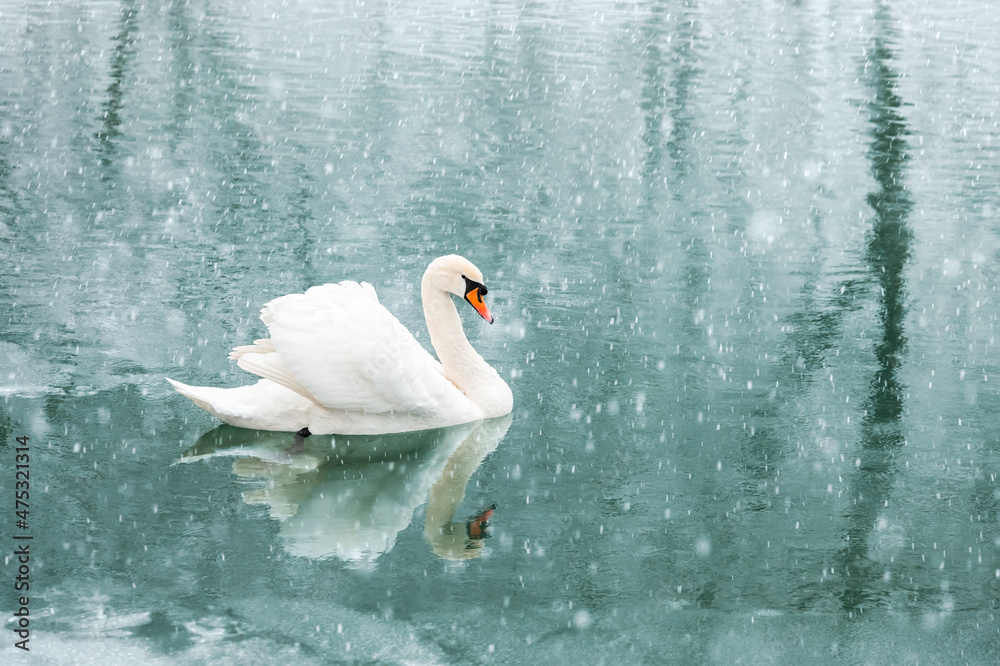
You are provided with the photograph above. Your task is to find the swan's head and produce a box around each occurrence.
[424,254,495,324]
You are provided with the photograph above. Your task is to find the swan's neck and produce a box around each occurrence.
[422,285,510,416]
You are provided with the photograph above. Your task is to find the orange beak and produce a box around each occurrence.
[464,285,494,324]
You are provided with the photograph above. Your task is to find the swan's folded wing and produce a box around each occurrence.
[234,351,319,404]
[256,281,446,415]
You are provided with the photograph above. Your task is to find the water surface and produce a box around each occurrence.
[2,0,1000,663]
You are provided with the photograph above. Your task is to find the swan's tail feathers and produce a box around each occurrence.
[229,338,276,361]
[166,377,218,413]
[166,377,316,432]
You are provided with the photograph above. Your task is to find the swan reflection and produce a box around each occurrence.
[176,415,511,567]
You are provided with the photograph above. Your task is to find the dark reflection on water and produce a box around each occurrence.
[663,2,702,188]
[0,135,16,225]
[638,1,668,189]
[838,10,914,616]
[96,0,138,172]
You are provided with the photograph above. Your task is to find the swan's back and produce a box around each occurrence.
[237,281,457,417]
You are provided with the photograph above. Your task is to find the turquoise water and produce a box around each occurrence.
[3,0,1000,662]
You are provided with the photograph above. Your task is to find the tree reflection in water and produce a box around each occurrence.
[839,6,914,616]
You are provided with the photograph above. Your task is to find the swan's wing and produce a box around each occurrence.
[244,281,446,415]
[234,350,318,403]
[229,338,319,403]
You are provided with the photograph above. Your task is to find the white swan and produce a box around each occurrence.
[167,255,513,435]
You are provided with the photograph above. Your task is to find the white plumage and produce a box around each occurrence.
[167,255,513,434]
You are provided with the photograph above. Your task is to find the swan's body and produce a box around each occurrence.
[167,255,512,435]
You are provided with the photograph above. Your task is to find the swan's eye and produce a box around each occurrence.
[463,275,486,297]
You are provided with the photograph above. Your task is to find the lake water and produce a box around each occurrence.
[3,0,1000,663]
